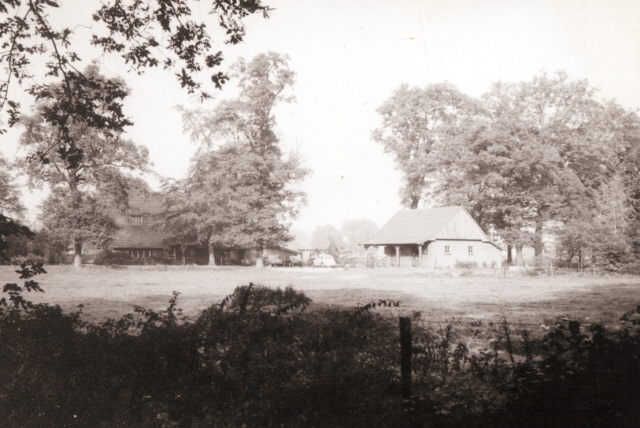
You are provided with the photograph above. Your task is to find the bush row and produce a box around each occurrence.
[93,249,168,266]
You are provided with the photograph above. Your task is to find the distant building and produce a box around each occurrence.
[109,195,171,259]
[109,196,298,266]
[362,206,502,268]
[64,195,300,266]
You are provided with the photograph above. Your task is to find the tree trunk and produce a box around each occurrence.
[255,248,265,268]
[181,246,186,265]
[516,245,524,267]
[73,241,82,269]
[409,196,420,209]
[579,249,583,272]
[566,249,574,267]
[507,244,513,265]
[534,221,544,258]
[208,242,218,266]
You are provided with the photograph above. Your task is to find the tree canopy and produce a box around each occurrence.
[0,156,30,262]
[0,154,24,219]
[166,52,308,266]
[0,0,271,167]
[372,83,479,208]
[19,65,150,267]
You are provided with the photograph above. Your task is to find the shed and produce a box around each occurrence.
[362,206,502,268]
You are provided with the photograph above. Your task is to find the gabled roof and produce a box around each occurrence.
[111,225,167,249]
[111,196,168,249]
[278,247,300,255]
[362,206,496,247]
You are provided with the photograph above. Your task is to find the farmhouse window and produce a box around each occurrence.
[444,245,450,255]
[468,246,474,254]
[131,215,143,225]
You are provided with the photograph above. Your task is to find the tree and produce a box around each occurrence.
[171,52,308,267]
[0,1,271,160]
[310,224,344,258]
[19,66,149,268]
[372,83,480,208]
[40,188,118,266]
[435,122,564,264]
[0,153,34,263]
[341,219,378,253]
[288,229,311,251]
[557,174,633,269]
[0,154,25,219]
[161,179,201,265]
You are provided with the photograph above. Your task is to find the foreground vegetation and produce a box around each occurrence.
[1,265,639,427]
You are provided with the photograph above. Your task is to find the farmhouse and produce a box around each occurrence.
[110,196,169,259]
[362,206,502,268]
[108,196,299,266]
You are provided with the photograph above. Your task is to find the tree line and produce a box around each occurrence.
[373,72,640,269]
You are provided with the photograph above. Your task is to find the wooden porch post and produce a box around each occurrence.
[395,245,400,268]
[419,244,423,268]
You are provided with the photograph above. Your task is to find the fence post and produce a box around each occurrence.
[399,317,412,400]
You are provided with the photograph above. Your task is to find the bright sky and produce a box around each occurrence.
[2,0,640,235]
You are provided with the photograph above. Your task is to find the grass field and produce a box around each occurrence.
[2,265,640,328]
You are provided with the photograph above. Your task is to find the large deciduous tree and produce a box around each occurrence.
[168,52,308,267]
[372,83,480,208]
[19,66,149,268]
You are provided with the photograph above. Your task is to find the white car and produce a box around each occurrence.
[312,254,336,267]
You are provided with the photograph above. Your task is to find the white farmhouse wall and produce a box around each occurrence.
[423,240,502,269]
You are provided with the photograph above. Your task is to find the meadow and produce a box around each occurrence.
[2,264,639,327]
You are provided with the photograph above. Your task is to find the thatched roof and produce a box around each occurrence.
[111,196,167,250]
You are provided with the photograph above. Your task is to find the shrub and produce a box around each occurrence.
[93,249,131,265]
[9,253,45,266]
[455,260,477,269]
[93,249,166,265]
[621,260,640,275]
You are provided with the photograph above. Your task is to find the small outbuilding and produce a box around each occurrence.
[362,206,502,268]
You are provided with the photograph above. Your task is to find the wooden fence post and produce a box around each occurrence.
[399,317,412,400]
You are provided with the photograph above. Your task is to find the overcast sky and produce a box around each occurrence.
[3,0,640,234]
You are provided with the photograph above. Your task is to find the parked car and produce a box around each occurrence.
[264,255,283,267]
[312,254,336,267]
[287,254,303,267]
